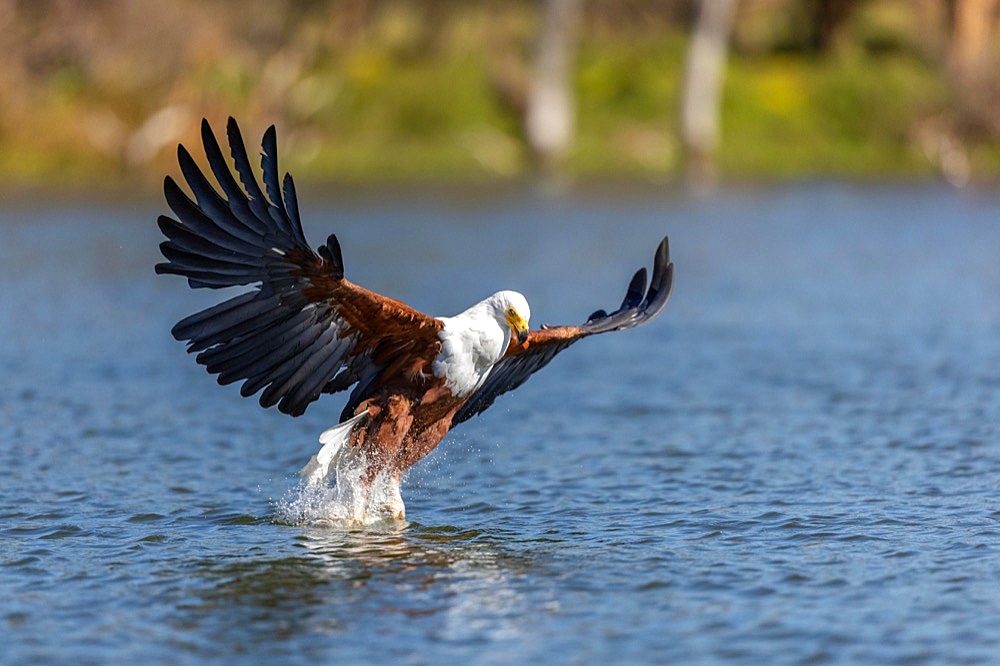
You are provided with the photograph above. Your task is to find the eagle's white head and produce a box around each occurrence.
[489,290,531,344]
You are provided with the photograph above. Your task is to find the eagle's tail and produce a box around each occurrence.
[299,411,369,486]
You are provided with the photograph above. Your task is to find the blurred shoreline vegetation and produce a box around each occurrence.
[0,0,998,191]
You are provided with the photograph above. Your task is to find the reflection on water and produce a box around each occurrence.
[184,522,543,653]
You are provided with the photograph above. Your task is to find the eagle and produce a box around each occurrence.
[156,118,673,521]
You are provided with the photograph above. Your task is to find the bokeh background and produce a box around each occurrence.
[2,0,999,190]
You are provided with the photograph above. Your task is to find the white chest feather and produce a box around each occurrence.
[432,314,509,397]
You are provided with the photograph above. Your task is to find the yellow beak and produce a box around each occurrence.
[507,312,530,344]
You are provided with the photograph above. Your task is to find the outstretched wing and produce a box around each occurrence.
[451,237,673,426]
[156,118,443,418]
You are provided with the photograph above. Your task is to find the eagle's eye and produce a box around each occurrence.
[507,307,516,316]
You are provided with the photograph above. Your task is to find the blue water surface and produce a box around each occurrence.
[2,183,999,663]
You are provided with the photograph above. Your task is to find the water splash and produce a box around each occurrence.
[273,444,405,527]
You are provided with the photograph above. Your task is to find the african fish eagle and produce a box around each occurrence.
[156,118,673,520]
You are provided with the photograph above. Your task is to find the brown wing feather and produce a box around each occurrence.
[451,237,673,425]
[506,323,586,355]
[156,118,442,418]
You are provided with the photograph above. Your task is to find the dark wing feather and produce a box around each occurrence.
[452,237,673,426]
[156,118,443,417]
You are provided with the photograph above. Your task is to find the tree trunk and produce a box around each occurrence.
[680,0,738,186]
[525,0,581,173]
[948,0,999,83]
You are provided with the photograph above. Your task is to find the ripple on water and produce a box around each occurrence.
[37,525,86,540]
[125,513,168,523]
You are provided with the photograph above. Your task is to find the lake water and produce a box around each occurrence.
[2,183,999,663]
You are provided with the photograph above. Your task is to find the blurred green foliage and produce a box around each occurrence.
[723,53,949,177]
[0,0,997,189]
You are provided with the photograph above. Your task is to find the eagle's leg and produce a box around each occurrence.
[380,475,406,520]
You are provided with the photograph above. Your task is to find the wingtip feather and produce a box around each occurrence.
[652,236,670,280]
[325,234,344,279]
[621,267,647,310]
